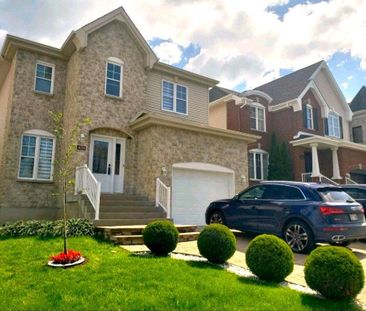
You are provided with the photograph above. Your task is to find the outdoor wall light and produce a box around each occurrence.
[240,175,246,184]
[161,167,168,176]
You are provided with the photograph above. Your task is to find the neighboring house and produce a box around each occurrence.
[0,7,258,225]
[209,61,366,185]
[350,86,366,144]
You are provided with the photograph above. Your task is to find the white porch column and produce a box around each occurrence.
[331,147,341,180]
[310,143,320,177]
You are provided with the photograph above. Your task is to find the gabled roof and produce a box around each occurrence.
[350,86,366,112]
[209,86,241,102]
[254,61,323,105]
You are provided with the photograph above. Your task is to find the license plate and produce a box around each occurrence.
[349,214,358,221]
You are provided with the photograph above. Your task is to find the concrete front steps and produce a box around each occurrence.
[93,193,169,226]
[96,224,200,245]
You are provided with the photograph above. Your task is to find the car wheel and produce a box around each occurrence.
[283,220,315,254]
[209,211,226,225]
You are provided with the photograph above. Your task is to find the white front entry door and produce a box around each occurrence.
[89,135,125,193]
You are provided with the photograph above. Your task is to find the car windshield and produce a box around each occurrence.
[317,187,354,202]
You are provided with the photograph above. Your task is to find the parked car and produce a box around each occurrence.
[205,181,366,253]
[339,185,366,213]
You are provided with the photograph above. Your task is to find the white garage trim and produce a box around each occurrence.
[173,162,235,175]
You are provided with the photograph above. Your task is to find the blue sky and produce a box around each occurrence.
[0,0,365,102]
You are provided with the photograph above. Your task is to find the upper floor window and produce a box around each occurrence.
[249,149,268,181]
[353,126,363,143]
[249,104,265,132]
[34,62,54,94]
[18,130,55,181]
[105,57,123,98]
[305,104,314,130]
[162,80,187,115]
[328,112,341,138]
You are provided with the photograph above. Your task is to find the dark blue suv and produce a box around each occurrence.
[205,181,366,253]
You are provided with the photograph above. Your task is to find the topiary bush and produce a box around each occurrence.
[304,246,364,300]
[0,219,95,239]
[142,220,179,256]
[246,234,294,282]
[197,224,236,264]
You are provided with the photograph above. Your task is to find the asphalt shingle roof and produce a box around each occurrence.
[350,86,366,112]
[254,61,323,105]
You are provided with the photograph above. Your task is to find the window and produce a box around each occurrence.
[34,62,54,94]
[262,185,305,200]
[249,104,265,132]
[105,58,123,97]
[239,185,266,200]
[249,150,268,180]
[328,112,341,138]
[305,104,314,130]
[162,80,188,114]
[317,187,353,202]
[18,130,55,181]
[353,126,363,143]
[343,188,366,200]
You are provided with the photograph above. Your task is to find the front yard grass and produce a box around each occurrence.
[0,237,361,310]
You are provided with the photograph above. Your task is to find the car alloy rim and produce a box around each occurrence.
[210,213,223,224]
[285,224,308,252]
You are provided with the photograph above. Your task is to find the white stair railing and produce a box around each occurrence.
[75,164,101,220]
[345,176,358,184]
[301,172,339,185]
[155,178,171,218]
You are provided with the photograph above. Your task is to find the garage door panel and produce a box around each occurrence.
[172,168,233,225]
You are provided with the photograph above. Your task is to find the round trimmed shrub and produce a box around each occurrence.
[246,234,294,282]
[142,220,179,256]
[304,246,364,300]
[197,224,236,263]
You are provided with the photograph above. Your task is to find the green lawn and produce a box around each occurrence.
[0,237,361,311]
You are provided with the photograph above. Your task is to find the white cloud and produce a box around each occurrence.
[336,60,346,67]
[153,41,183,64]
[347,75,353,80]
[341,82,349,89]
[1,0,366,90]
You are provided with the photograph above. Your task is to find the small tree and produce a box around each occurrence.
[50,111,91,254]
[268,133,292,180]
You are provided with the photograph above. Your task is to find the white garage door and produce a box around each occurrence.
[172,163,235,225]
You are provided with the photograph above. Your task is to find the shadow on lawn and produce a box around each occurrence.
[300,293,362,311]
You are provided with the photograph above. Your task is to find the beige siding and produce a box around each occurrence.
[146,70,209,124]
[209,102,227,129]
[314,69,351,140]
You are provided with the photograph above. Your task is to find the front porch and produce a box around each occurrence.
[290,135,366,184]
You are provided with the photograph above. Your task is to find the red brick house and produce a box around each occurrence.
[209,61,366,185]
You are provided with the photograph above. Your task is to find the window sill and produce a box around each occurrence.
[34,90,54,96]
[17,178,54,184]
[249,128,266,133]
[161,108,188,116]
[249,178,265,181]
[105,94,124,101]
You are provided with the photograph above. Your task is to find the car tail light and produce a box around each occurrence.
[320,206,345,216]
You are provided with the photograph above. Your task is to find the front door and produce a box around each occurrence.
[90,135,125,193]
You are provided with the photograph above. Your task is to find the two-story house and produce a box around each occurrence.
[209,61,366,185]
[350,86,366,144]
[0,7,258,225]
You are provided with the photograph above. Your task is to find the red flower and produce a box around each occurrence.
[51,250,81,264]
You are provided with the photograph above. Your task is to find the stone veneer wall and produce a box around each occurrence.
[134,125,248,201]
[351,111,366,144]
[0,49,67,221]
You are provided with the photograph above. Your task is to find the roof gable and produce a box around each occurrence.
[63,7,158,68]
[254,61,323,105]
[350,86,366,112]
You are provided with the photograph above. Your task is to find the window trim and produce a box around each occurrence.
[34,61,55,95]
[104,57,124,98]
[327,111,341,138]
[18,130,56,182]
[161,79,189,116]
[352,126,363,143]
[249,149,268,181]
[306,104,314,130]
[249,102,266,132]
